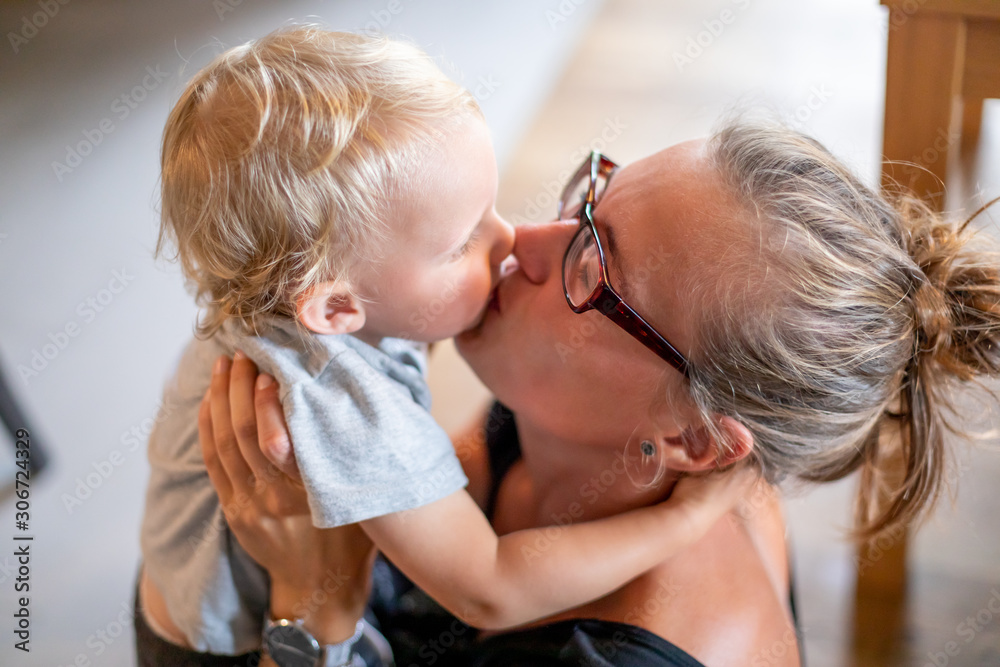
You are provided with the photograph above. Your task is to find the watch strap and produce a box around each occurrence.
[321,620,365,667]
[263,617,366,667]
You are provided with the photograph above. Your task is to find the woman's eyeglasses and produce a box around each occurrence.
[559,151,690,377]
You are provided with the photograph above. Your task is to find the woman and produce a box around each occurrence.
[182,120,1000,665]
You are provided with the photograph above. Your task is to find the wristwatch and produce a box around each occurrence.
[263,617,364,667]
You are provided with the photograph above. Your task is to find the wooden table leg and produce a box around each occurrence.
[855,8,967,664]
[880,10,966,207]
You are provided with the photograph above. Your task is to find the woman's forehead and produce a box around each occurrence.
[598,139,720,261]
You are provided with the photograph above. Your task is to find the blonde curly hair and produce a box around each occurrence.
[157,26,481,337]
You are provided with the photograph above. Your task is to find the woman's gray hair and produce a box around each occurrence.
[688,119,1000,539]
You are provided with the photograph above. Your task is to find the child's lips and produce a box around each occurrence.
[468,284,501,334]
[486,256,516,316]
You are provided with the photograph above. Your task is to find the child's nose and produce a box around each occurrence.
[511,220,577,286]
[490,215,515,266]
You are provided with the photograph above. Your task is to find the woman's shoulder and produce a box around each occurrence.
[603,498,800,666]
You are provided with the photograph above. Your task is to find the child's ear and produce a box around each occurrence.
[652,416,754,472]
[295,281,366,335]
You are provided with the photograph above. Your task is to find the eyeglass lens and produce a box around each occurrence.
[564,226,601,307]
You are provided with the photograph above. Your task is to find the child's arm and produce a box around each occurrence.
[361,466,753,630]
[448,411,492,510]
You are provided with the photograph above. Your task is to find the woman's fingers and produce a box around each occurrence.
[209,355,255,495]
[198,388,233,503]
[229,351,281,484]
[254,373,303,481]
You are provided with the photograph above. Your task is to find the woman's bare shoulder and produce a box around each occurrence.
[576,488,800,666]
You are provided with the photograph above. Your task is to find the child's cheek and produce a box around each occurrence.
[453,272,479,313]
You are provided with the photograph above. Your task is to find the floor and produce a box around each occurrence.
[1,0,998,665]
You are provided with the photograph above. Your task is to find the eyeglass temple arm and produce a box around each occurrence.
[593,290,690,377]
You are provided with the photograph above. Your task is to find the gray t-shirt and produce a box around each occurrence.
[139,316,468,653]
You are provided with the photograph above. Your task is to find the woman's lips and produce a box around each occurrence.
[488,284,501,313]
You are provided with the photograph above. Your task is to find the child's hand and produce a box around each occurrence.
[662,464,759,538]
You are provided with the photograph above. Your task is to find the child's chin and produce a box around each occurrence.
[457,306,495,345]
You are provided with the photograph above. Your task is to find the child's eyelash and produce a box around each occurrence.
[456,229,482,257]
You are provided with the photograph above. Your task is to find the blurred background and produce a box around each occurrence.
[0,0,998,665]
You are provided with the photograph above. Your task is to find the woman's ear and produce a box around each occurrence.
[295,282,366,335]
[655,416,754,472]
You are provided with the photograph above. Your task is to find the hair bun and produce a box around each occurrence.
[911,280,952,362]
[899,194,1000,381]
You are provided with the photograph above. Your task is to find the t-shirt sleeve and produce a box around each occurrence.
[281,353,468,528]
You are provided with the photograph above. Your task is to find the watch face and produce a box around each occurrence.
[265,621,321,667]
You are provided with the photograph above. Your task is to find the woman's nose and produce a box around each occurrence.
[512,220,578,285]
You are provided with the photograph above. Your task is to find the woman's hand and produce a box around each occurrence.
[198,352,375,641]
